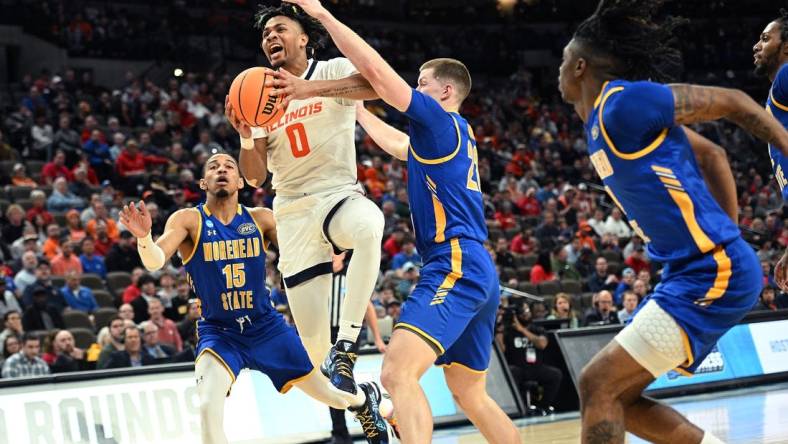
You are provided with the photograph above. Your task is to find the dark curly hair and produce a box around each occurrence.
[572,0,687,83]
[253,3,328,58]
[776,8,788,43]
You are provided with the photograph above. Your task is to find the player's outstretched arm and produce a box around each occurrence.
[284,0,412,112]
[225,95,269,187]
[119,202,195,271]
[669,84,788,154]
[268,69,377,110]
[356,102,408,161]
[683,127,737,223]
[249,207,278,248]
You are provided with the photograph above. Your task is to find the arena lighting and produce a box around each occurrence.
[173,68,184,77]
[498,0,517,13]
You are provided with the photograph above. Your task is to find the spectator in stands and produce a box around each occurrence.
[13,251,38,295]
[118,303,135,323]
[753,286,778,312]
[82,129,113,181]
[140,321,174,364]
[108,132,126,161]
[390,238,421,270]
[131,274,158,323]
[147,298,182,352]
[632,279,649,301]
[614,268,636,306]
[105,231,142,273]
[10,164,37,188]
[64,210,86,244]
[396,263,419,299]
[165,276,191,321]
[26,190,54,228]
[191,129,222,157]
[382,230,404,259]
[586,257,617,293]
[42,224,62,260]
[551,246,582,281]
[52,115,81,165]
[177,300,200,350]
[574,247,596,278]
[22,285,65,331]
[92,221,115,257]
[96,316,125,369]
[85,202,119,241]
[3,204,27,248]
[1,333,50,378]
[78,237,106,279]
[46,330,86,373]
[531,301,549,320]
[0,280,21,319]
[386,300,401,324]
[582,291,619,327]
[31,114,54,160]
[530,252,557,284]
[61,271,98,313]
[0,311,23,355]
[121,268,145,304]
[501,301,562,410]
[493,201,518,230]
[601,208,631,240]
[22,261,66,311]
[381,200,399,236]
[68,167,94,200]
[624,246,649,275]
[535,211,561,250]
[40,150,72,185]
[105,325,154,368]
[0,334,20,369]
[617,291,639,324]
[494,237,516,269]
[510,226,536,255]
[115,139,168,195]
[51,241,83,276]
[546,292,579,328]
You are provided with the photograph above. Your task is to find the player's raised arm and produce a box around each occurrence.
[225,96,269,187]
[119,202,195,272]
[268,69,378,110]
[684,127,738,223]
[669,83,788,155]
[355,102,409,161]
[284,0,412,112]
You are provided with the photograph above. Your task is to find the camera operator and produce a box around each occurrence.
[500,299,563,411]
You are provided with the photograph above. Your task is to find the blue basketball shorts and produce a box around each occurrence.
[396,238,499,373]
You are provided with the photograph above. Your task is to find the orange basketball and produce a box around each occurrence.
[228,67,285,127]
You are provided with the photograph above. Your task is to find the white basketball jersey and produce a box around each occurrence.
[250,58,358,196]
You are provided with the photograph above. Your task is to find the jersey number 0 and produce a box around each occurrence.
[286,123,311,158]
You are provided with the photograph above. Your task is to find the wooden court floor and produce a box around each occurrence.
[419,382,788,443]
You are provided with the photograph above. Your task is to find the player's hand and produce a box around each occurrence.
[119,201,153,239]
[267,68,311,110]
[374,337,386,354]
[224,95,252,139]
[282,0,327,18]
[775,250,788,292]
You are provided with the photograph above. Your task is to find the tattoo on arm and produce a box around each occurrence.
[313,84,373,97]
[585,420,625,444]
[671,84,717,125]
[729,109,778,145]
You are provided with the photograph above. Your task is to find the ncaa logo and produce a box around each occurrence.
[237,223,257,236]
[591,125,600,140]
[205,220,214,228]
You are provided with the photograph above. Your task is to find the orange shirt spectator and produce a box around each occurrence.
[42,224,62,261]
[51,243,83,276]
[86,218,119,241]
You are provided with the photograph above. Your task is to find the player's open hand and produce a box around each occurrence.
[775,249,788,292]
[224,95,252,139]
[267,68,310,110]
[119,201,153,239]
[282,0,327,19]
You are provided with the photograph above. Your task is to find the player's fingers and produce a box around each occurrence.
[280,96,292,110]
[279,68,293,78]
[139,201,149,217]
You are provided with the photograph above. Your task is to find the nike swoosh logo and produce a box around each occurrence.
[351,324,363,329]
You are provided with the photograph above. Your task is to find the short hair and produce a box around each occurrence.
[122,325,140,339]
[3,310,20,322]
[419,58,472,102]
[22,332,40,344]
[30,190,46,200]
[137,274,156,287]
[107,315,123,328]
[253,4,327,58]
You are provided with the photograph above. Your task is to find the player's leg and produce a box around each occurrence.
[295,371,359,409]
[195,352,234,444]
[380,328,438,444]
[325,195,384,344]
[444,366,520,444]
[284,274,333,366]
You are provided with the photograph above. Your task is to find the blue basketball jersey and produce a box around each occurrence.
[404,89,487,258]
[586,80,740,263]
[183,204,274,332]
[767,63,788,202]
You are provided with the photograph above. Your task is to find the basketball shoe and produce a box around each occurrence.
[321,339,358,394]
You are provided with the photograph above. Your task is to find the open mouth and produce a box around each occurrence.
[217,177,229,185]
[269,43,284,56]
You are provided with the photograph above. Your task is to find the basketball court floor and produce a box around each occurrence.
[378,382,788,443]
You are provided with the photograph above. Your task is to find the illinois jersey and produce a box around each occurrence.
[586,80,740,263]
[250,58,359,196]
[183,203,274,333]
[404,89,487,258]
[767,63,788,201]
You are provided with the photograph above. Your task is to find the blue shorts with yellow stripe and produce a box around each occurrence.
[196,317,314,393]
[396,238,499,372]
[642,236,761,374]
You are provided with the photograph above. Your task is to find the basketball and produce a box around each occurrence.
[228,67,285,127]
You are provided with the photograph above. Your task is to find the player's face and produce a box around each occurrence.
[753,21,784,77]
[262,16,308,69]
[558,41,583,104]
[201,154,243,198]
[416,69,448,102]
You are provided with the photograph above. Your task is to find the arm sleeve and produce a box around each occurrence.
[250,126,268,139]
[404,89,458,160]
[601,81,675,154]
[772,64,788,109]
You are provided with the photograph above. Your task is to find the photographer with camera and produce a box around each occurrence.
[499,299,563,413]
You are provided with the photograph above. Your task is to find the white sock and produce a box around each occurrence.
[700,431,725,444]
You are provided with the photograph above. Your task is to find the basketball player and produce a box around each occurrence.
[119,153,393,443]
[557,1,788,443]
[281,1,520,443]
[753,9,788,289]
[223,3,384,398]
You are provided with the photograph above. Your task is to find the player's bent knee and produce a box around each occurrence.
[578,362,608,404]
